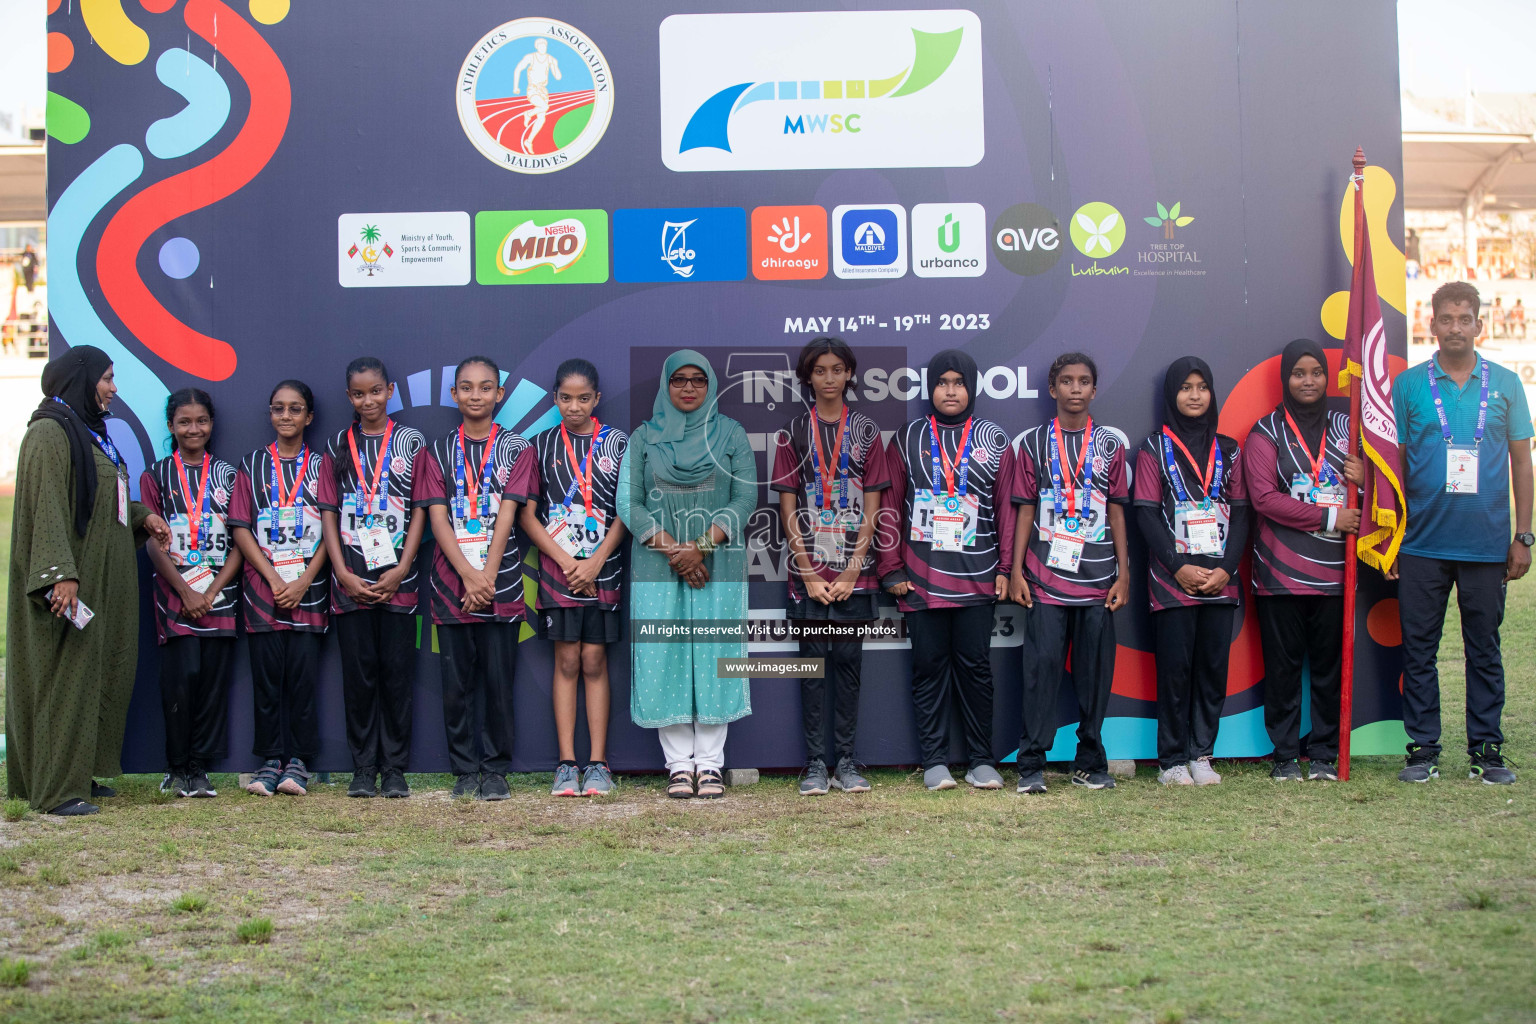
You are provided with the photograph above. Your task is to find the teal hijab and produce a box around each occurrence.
[642,350,728,486]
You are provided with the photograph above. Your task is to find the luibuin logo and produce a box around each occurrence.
[1069,202,1126,258]
[1144,201,1193,239]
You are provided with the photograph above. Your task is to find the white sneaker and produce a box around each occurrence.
[1188,757,1222,785]
[1157,764,1194,786]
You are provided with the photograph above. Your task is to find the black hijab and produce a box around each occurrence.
[1278,337,1329,451]
[31,345,114,537]
[927,349,978,426]
[1161,356,1219,463]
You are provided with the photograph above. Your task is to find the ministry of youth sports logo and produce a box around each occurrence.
[457,18,614,174]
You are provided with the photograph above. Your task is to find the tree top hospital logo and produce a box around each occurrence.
[457,18,614,174]
[658,10,984,172]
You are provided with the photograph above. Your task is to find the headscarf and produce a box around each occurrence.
[1278,337,1329,451]
[1161,356,1219,464]
[926,349,978,426]
[641,349,728,486]
[30,345,115,537]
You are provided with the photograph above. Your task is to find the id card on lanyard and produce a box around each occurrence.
[1429,355,1488,494]
[548,423,609,559]
[1161,428,1225,556]
[454,426,499,570]
[1281,410,1344,538]
[171,450,219,570]
[348,421,398,570]
[927,416,975,552]
[1047,419,1094,572]
[268,445,310,583]
[66,400,130,527]
[808,409,856,564]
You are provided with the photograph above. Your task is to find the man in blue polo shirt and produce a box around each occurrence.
[1392,281,1533,786]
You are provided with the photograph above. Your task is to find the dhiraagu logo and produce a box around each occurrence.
[475,209,609,284]
[659,10,984,172]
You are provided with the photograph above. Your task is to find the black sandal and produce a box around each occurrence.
[695,769,724,799]
[667,771,695,799]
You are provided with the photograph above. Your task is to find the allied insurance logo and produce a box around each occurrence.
[659,10,984,172]
[456,18,614,174]
[474,210,609,285]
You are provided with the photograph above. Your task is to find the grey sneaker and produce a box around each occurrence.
[1158,764,1194,786]
[831,757,871,793]
[1307,760,1339,781]
[551,763,582,797]
[1188,757,1222,785]
[799,758,830,796]
[1016,769,1047,794]
[923,765,958,791]
[581,763,614,796]
[1270,759,1303,781]
[964,765,1005,790]
[480,772,511,801]
[1469,743,1516,785]
[1398,749,1439,783]
[1071,769,1116,790]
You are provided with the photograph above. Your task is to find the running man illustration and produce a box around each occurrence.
[513,39,563,154]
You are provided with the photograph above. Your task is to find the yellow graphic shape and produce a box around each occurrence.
[81,0,149,66]
[249,0,290,25]
[1321,164,1407,339]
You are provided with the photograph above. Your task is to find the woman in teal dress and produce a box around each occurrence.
[616,350,757,799]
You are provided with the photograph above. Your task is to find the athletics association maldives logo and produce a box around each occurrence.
[457,18,614,174]
[659,10,984,172]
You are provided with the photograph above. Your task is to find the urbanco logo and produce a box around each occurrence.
[911,203,986,278]
[1144,201,1193,239]
[752,205,828,280]
[990,203,1062,276]
[474,210,609,284]
[1069,202,1126,258]
[456,18,614,175]
[658,10,984,172]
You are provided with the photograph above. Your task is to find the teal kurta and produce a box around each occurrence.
[617,417,757,727]
[5,419,150,810]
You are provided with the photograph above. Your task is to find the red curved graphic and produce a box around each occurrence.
[476,90,594,155]
[96,0,289,381]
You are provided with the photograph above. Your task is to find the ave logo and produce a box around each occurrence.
[991,203,1062,276]
[751,205,828,280]
[911,203,986,278]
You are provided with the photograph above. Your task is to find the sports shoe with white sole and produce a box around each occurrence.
[1158,764,1194,786]
[1188,757,1222,785]
[551,763,581,797]
[1071,769,1116,789]
[1308,760,1339,781]
[581,763,614,796]
[1016,769,1047,794]
[923,765,958,791]
[965,765,1005,790]
[1398,749,1439,783]
[1270,759,1303,781]
[1468,743,1516,785]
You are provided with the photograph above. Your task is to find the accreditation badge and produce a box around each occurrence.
[1176,503,1223,556]
[1446,445,1479,494]
[1047,520,1087,572]
[360,522,398,571]
[116,474,128,526]
[181,564,216,594]
[272,548,307,584]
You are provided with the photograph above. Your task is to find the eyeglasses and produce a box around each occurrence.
[269,404,308,416]
[669,375,709,390]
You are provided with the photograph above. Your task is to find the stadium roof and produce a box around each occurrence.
[1402,92,1536,212]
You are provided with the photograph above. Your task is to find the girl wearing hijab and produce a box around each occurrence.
[5,346,172,815]
[1245,340,1366,781]
[1134,357,1250,786]
[616,351,758,800]
[876,349,1016,792]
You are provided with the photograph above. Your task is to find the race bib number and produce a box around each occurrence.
[1035,489,1107,544]
[168,512,229,568]
[1446,446,1479,494]
[257,505,323,561]
[1289,474,1345,539]
[117,475,128,526]
[1047,521,1087,572]
[359,523,398,571]
[548,503,606,559]
[180,564,216,594]
[342,494,408,552]
[1174,502,1225,557]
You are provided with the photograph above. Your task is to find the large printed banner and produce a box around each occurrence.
[45,1,1408,772]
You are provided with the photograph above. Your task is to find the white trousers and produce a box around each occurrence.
[658,722,728,774]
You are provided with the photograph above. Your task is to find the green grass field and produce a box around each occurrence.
[0,506,1532,1022]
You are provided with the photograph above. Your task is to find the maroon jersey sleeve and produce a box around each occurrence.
[413,447,447,505]
[1244,432,1325,531]
[316,451,339,510]
[995,442,1017,574]
[139,470,163,517]
[1012,441,1039,504]
[769,429,800,494]
[1226,443,1249,503]
[1107,443,1130,503]
[227,467,255,529]
[862,431,893,492]
[503,445,539,505]
[1133,447,1162,504]
[874,434,907,581]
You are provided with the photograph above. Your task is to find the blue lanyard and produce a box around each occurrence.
[454,427,498,521]
[268,445,308,547]
[52,396,123,473]
[560,425,609,510]
[810,411,852,512]
[1048,419,1094,529]
[350,424,391,516]
[928,416,972,504]
[1160,433,1223,508]
[1427,354,1490,446]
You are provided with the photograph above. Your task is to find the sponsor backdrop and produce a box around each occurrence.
[45,1,1408,773]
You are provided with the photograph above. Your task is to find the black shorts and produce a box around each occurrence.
[538,606,621,644]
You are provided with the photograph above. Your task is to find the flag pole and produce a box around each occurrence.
[1339,146,1367,781]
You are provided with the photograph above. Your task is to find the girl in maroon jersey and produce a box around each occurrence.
[1133,358,1250,787]
[228,379,330,796]
[140,389,243,798]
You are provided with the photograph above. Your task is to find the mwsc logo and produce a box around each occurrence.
[659,10,984,172]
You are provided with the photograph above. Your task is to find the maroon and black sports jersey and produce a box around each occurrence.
[315,421,427,615]
[770,409,891,603]
[1132,433,1248,611]
[140,453,240,643]
[875,416,1016,612]
[1246,408,1350,597]
[411,427,530,625]
[516,423,628,611]
[226,446,329,633]
[1011,421,1130,606]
